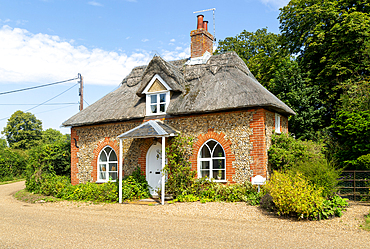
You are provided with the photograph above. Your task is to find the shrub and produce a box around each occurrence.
[0,148,27,181]
[268,133,325,171]
[265,171,324,219]
[316,195,348,220]
[164,135,196,197]
[26,140,71,179]
[290,160,341,198]
[121,176,150,200]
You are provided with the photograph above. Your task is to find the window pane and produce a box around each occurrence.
[213,159,225,169]
[99,164,106,172]
[151,104,157,113]
[109,172,117,181]
[200,146,211,158]
[200,170,210,178]
[207,140,217,151]
[160,104,165,112]
[200,161,210,169]
[109,151,117,161]
[159,93,166,103]
[99,171,106,180]
[213,144,225,157]
[212,170,225,180]
[151,95,157,104]
[109,163,117,171]
[99,152,107,162]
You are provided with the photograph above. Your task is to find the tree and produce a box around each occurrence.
[279,0,370,124]
[2,110,42,149]
[216,28,325,139]
[41,128,70,144]
[0,138,7,148]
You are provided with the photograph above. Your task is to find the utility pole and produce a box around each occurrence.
[78,73,83,111]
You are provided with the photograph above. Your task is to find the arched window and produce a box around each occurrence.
[198,139,226,181]
[97,146,118,182]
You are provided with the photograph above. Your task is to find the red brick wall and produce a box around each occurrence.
[249,109,267,178]
[70,127,79,185]
[137,138,156,177]
[90,137,120,183]
[190,29,213,58]
[190,128,236,183]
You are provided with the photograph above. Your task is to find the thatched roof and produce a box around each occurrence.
[63,51,295,127]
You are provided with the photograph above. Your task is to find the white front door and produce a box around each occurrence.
[146,143,162,195]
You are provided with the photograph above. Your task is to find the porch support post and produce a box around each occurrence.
[119,138,123,204]
[161,136,165,205]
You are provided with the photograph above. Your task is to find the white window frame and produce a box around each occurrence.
[97,146,118,183]
[145,91,170,116]
[197,139,227,182]
[275,113,281,134]
[142,74,172,116]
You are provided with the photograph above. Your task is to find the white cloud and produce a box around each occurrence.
[0,25,153,85]
[161,47,190,61]
[141,38,149,42]
[88,1,103,7]
[170,39,175,42]
[259,0,289,9]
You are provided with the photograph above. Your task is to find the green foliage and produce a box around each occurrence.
[316,195,348,220]
[26,167,151,203]
[120,175,151,200]
[268,133,325,170]
[2,110,43,149]
[26,139,71,179]
[215,28,284,90]
[290,160,341,198]
[0,148,27,181]
[0,138,7,148]
[164,135,196,197]
[41,128,70,145]
[265,171,325,219]
[216,28,325,139]
[279,0,370,124]
[330,110,370,169]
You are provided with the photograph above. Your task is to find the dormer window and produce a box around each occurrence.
[142,74,172,116]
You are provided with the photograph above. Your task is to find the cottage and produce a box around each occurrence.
[62,15,295,201]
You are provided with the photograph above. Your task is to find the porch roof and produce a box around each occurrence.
[117,120,178,139]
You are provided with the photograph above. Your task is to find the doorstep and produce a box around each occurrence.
[122,195,173,205]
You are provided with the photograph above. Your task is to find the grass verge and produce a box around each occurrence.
[0,178,25,185]
[360,212,370,231]
[14,189,60,204]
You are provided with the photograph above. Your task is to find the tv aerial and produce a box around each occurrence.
[193,8,216,46]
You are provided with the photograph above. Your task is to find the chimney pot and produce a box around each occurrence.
[203,21,208,31]
[197,15,204,30]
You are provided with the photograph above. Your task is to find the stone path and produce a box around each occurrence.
[1,181,370,248]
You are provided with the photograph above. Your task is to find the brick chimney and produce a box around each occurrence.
[190,15,214,58]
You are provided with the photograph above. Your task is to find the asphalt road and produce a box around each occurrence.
[0,181,369,248]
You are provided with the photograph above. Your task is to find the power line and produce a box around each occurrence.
[0,77,78,96]
[25,83,79,112]
[0,83,79,122]
[0,103,78,106]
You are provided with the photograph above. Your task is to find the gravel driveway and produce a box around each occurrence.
[0,181,369,248]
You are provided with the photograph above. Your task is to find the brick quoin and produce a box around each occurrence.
[90,137,120,183]
[70,127,79,185]
[190,129,236,183]
[249,108,267,178]
[137,138,156,177]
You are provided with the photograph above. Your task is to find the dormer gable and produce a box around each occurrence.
[142,74,172,94]
[143,74,171,116]
[136,55,185,97]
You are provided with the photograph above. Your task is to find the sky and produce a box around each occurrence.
[0,0,289,136]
